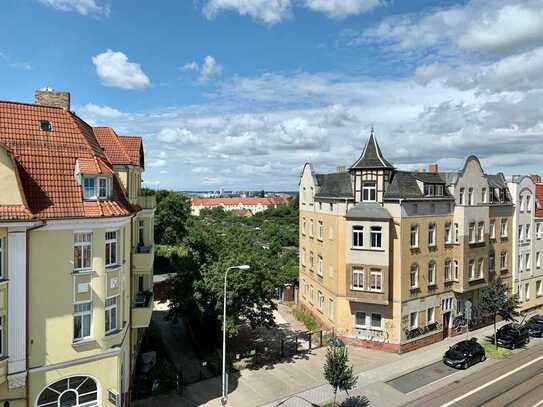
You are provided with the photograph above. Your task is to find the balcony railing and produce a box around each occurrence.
[136,195,156,209]
[132,291,153,328]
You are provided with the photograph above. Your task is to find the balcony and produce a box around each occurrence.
[133,244,154,273]
[132,291,153,328]
[137,195,156,209]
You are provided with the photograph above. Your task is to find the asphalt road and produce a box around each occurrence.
[405,342,543,407]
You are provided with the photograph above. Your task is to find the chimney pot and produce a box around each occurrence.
[34,89,70,111]
[336,165,346,173]
[531,175,542,184]
[428,163,439,173]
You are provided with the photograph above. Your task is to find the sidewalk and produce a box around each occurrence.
[260,321,507,407]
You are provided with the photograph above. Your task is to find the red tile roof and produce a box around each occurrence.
[192,196,290,207]
[0,101,135,220]
[536,184,543,217]
[94,127,143,167]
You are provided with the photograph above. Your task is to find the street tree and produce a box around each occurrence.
[323,345,358,406]
[479,277,519,349]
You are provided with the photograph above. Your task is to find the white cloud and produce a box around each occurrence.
[304,0,381,19]
[358,0,543,56]
[149,159,167,168]
[0,52,32,71]
[158,128,199,144]
[39,0,109,16]
[78,103,125,119]
[182,61,199,71]
[92,49,150,90]
[181,56,223,83]
[202,0,291,25]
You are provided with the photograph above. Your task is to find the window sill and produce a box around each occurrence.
[351,287,365,291]
[105,265,121,272]
[468,277,485,283]
[72,269,93,275]
[351,247,384,252]
[105,328,122,338]
[72,338,97,347]
[427,283,437,288]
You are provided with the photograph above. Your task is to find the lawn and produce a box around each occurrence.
[290,305,319,331]
[481,341,512,359]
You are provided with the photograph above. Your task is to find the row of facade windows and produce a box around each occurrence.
[301,280,334,321]
[301,218,334,241]
[518,251,542,272]
[458,186,509,205]
[300,249,333,278]
[518,223,543,242]
[518,280,543,303]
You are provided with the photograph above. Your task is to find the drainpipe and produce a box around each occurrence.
[25,220,46,406]
[398,199,403,352]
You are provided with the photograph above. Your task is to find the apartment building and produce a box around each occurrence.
[191,196,289,216]
[508,176,543,311]
[298,131,514,352]
[0,89,155,406]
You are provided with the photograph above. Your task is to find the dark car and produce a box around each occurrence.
[524,316,543,337]
[496,323,530,349]
[443,339,486,369]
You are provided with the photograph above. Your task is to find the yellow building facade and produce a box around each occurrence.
[299,132,514,352]
[0,89,154,406]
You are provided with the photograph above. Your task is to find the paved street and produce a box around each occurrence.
[405,341,543,407]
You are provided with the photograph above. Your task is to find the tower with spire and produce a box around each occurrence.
[349,129,394,204]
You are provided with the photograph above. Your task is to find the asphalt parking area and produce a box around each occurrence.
[386,361,458,394]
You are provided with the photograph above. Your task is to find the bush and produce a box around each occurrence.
[291,306,319,331]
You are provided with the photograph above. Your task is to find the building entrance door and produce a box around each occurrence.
[443,312,451,338]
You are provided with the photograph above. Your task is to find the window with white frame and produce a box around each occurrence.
[352,269,364,290]
[500,250,508,270]
[362,182,377,202]
[74,232,92,271]
[454,223,460,243]
[469,222,476,243]
[83,177,96,199]
[538,280,542,297]
[302,218,307,235]
[138,219,145,246]
[501,219,508,238]
[526,283,530,301]
[317,255,324,277]
[468,188,474,205]
[519,254,524,273]
[301,248,306,266]
[520,195,525,212]
[318,221,324,240]
[409,312,418,330]
[370,226,382,248]
[489,253,495,274]
[428,223,436,247]
[352,226,364,248]
[469,259,475,280]
[105,296,118,334]
[459,188,465,205]
[537,252,541,269]
[477,258,484,279]
[328,299,334,320]
[371,313,382,329]
[427,307,435,324]
[73,302,92,341]
[369,271,382,292]
[454,260,459,280]
[527,195,532,212]
[526,253,531,271]
[36,376,98,407]
[105,231,118,267]
[478,222,485,242]
[538,223,543,239]
[355,312,366,328]
[310,219,314,237]
[98,177,109,199]
[481,188,487,203]
[445,223,452,244]
[519,225,524,242]
[309,251,314,269]
[490,221,496,239]
[410,264,419,289]
[428,262,436,285]
[410,225,419,248]
[445,259,452,281]
[526,224,531,241]
[318,291,324,311]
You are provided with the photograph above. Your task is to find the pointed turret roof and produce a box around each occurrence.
[350,130,394,170]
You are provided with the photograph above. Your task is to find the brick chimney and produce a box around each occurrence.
[34,88,70,110]
[428,163,439,173]
[531,175,542,184]
[336,165,346,173]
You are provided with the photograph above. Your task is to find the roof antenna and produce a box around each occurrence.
[370,124,374,137]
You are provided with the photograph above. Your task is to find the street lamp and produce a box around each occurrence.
[222,264,250,406]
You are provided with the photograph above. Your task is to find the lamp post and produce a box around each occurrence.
[222,264,250,406]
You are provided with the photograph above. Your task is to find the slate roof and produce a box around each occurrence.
[0,100,135,220]
[350,132,394,169]
[384,171,455,201]
[487,173,507,188]
[314,172,352,199]
[346,203,391,220]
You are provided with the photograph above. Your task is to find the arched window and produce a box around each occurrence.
[36,376,98,407]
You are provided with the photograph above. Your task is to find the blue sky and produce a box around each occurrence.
[2,0,543,190]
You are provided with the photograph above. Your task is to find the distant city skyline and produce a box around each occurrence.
[2,0,543,190]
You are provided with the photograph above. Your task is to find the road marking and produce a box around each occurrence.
[441,354,543,407]
[532,400,543,407]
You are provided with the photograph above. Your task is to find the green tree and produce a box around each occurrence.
[323,346,358,406]
[479,277,519,349]
[154,191,191,245]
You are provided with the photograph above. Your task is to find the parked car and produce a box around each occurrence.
[496,323,530,349]
[527,314,543,324]
[524,316,543,337]
[443,339,486,369]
